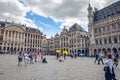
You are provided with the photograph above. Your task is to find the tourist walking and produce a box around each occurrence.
[34,51,38,62]
[98,51,104,65]
[37,52,41,62]
[18,52,23,66]
[94,52,99,64]
[40,52,44,60]
[24,51,29,66]
[104,54,116,80]
[29,51,34,64]
[63,53,66,60]
[70,53,73,58]
[56,53,59,60]
[113,52,119,69]
[75,52,77,59]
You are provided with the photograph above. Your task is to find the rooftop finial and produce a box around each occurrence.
[89,0,91,7]
[88,0,92,10]
[63,26,66,29]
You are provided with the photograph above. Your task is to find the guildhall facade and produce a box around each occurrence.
[88,1,120,56]
[0,21,44,53]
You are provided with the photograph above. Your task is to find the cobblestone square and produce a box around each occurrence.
[0,55,120,80]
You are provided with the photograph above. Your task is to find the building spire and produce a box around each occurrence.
[63,26,66,29]
[88,0,92,10]
[89,0,90,4]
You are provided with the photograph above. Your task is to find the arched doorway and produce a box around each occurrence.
[98,49,101,53]
[112,48,117,53]
[85,49,87,56]
[78,49,81,56]
[82,49,84,54]
[102,48,106,51]
[107,48,111,52]
[102,48,106,56]
[118,47,120,52]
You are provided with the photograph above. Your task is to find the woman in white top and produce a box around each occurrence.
[24,52,29,66]
[104,54,116,80]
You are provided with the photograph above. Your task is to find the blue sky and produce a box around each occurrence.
[0,0,119,38]
[25,10,63,37]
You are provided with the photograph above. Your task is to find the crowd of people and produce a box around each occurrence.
[18,51,47,67]
[94,50,120,80]
[55,52,79,62]
[17,50,120,80]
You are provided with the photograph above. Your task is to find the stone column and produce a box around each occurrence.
[7,31,10,50]
[11,31,14,51]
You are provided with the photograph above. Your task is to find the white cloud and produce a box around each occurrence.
[0,0,42,32]
[23,0,120,30]
[0,0,119,37]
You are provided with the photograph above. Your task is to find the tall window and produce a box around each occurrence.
[6,30,8,34]
[16,32,18,38]
[103,27,106,32]
[94,29,97,33]
[0,36,3,41]
[99,28,101,33]
[1,30,4,34]
[112,23,116,29]
[114,36,118,43]
[74,40,76,43]
[117,22,120,28]
[108,37,111,43]
[119,36,120,41]
[95,39,98,45]
[19,33,21,38]
[12,31,14,37]
[107,26,110,31]
[99,39,102,45]
[104,38,107,44]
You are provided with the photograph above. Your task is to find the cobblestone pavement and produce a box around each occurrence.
[0,54,120,80]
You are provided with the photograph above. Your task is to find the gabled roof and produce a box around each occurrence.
[94,1,120,22]
[69,23,86,32]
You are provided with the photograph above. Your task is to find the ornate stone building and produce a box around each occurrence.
[60,26,69,54]
[0,21,44,53]
[48,23,88,55]
[54,34,60,52]
[48,36,55,55]
[41,35,49,54]
[88,1,120,56]
[68,23,88,56]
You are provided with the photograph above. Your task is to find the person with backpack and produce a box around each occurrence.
[104,54,116,80]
